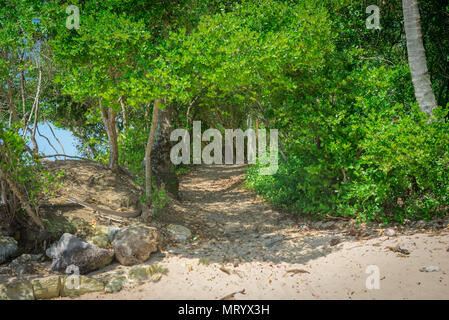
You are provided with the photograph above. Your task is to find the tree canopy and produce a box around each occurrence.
[1,0,449,229]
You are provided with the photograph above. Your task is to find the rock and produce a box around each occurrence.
[166,224,192,241]
[0,265,10,274]
[313,221,323,229]
[9,253,43,276]
[0,236,19,264]
[415,220,428,229]
[419,266,441,272]
[32,276,61,299]
[384,228,396,237]
[128,266,150,282]
[334,221,347,229]
[86,234,110,249]
[112,226,159,266]
[60,275,104,297]
[93,225,121,243]
[104,275,128,293]
[46,233,114,274]
[431,219,445,229]
[107,226,121,242]
[0,281,34,300]
[322,221,335,230]
[329,238,341,246]
[0,226,10,236]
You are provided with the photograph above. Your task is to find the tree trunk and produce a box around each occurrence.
[100,100,120,173]
[402,0,437,116]
[0,166,44,229]
[30,67,42,153]
[119,96,128,133]
[6,77,20,124]
[145,100,179,201]
[145,100,160,200]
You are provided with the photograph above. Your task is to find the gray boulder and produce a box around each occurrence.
[166,224,192,242]
[112,226,159,266]
[0,236,19,264]
[46,233,114,274]
[107,226,121,242]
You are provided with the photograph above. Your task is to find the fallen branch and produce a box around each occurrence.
[220,289,246,300]
[39,154,93,161]
[65,196,141,218]
[94,213,125,224]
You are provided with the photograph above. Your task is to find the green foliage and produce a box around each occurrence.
[343,105,449,222]
[246,0,449,223]
[0,122,63,206]
[0,122,43,205]
[2,0,448,226]
[140,188,168,216]
[246,62,449,223]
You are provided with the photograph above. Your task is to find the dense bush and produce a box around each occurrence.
[245,1,449,223]
[0,122,43,206]
[246,65,449,223]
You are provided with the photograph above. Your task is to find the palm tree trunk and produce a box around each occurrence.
[402,0,437,117]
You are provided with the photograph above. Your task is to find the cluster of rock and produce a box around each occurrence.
[0,236,19,265]
[0,224,166,299]
[46,225,160,274]
[307,218,449,233]
[0,264,167,300]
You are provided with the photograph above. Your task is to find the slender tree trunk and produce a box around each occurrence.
[119,96,128,133]
[30,67,42,153]
[255,118,259,141]
[0,166,44,229]
[6,78,20,123]
[402,0,437,116]
[145,100,161,200]
[20,70,26,124]
[100,99,120,173]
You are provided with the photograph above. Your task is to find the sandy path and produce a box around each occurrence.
[78,165,449,300]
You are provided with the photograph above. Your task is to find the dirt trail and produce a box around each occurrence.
[79,165,449,300]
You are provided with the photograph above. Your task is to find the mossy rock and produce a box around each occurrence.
[0,281,34,300]
[60,275,104,297]
[128,265,168,283]
[104,275,128,293]
[128,266,149,283]
[86,234,111,249]
[32,276,61,300]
